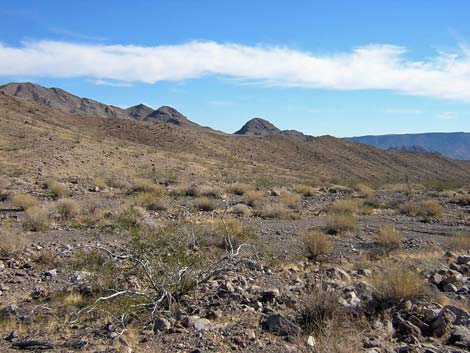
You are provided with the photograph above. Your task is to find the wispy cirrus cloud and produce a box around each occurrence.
[436,111,458,120]
[1,40,470,102]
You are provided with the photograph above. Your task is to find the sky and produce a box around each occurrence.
[1,0,470,137]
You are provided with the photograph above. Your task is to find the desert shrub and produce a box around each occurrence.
[0,223,27,256]
[194,197,215,211]
[134,192,168,211]
[354,183,375,198]
[93,177,107,190]
[254,202,290,219]
[299,285,346,334]
[326,212,358,235]
[294,184,315,197]
[230,203,252,217]
[0,176,11,201]
[376,224,402,256]
[116,206,144,230]
[56,198,80,220]
[400,200,443,221]
[11,193,39,210]
[372,266,427,304]
[225,182,253,195]
[329,199,361,214]
[280,191,302,209]
[47,180,66,198]
[131,178,162,193]
[303,230,333,260]
[199,185,222,199]
[243,190,265,207]
[204,217,255,251]
[449,232,470,252]
[328,184,353,194]
[23,206,49,231]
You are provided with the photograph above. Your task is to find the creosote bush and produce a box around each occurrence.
[376,224,402,256]
[134,192,168,211]
[371,265,427,304]
[303,230,333,260]
[243,190,265,207]
[23,206,49,231]
[11,193,39,210]
[56,198,80,220]
[194,197,215,211]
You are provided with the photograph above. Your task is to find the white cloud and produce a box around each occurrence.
[436,111,457,120]
[383,108,423,114]
[1,40,470,101]
[89,79,133,87]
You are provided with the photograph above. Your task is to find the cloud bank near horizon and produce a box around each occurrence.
[1,40,470,102]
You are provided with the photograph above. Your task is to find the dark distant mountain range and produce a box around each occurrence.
[347,133,470,160]
[0,82,203,129]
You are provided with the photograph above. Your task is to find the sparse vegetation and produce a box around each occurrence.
[225,182,253,195]
[230,203,252,217]
[329,199,360,214]
[11,193,39,210]
[326,211,358,235]
[56,198,80,220]
[131,178,162,194]
[243,190,265,206]
[354,183,375,198]
[303,230,333,260]
[400,199,443,221]
[280,191,301,209]
[194,197,215,211]
[293,184,315,197]
[371,265,427,304]
[0,223,27,256]
[376,224,402,256]
[134,192,168,211]
[254,202,290,219]
[23,206,49,231]
[47,180,66,198]
[449,232,470,252]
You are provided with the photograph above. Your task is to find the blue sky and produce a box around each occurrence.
[1,0,470,136]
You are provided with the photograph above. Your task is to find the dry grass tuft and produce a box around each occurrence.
[225,182,254,195]
[326,212,358,235]
[0,176,11,201]
[376,224,402,256]
[354,183,375,198]
[93,177,107,190]
[329,199,361,214]
[134,192,168,211]
[400,200,443,221]
[243,190,265,207]
[254,202,290,219]
[56,198,80,220]
[23,206,49,231]
[230,203,252,217]
[47,180,66,198]
[280,191,302,209]
[303,230,333,260]
[293,184,316,197]
[0,223,27,256]
[11,193,39,210]
[451,193,470,206]
[131,178,162,194]
[198,185,223,199]
[449,232,470,252]
[194,197,215,211]
[371,265,427,303]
